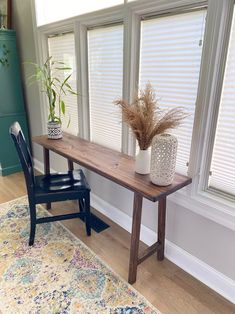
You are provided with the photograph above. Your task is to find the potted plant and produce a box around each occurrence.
[28,56,77,139]
[114,83,187,175]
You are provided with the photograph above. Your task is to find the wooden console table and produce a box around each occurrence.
[33,133,192,284]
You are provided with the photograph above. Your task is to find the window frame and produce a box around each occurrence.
[138,7,207,175]
[87,22,125,151]
[196,0,234,193]
[47,31,80,136]
[31,0,235,231]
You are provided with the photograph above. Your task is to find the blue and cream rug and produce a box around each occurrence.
[0,197,160,313]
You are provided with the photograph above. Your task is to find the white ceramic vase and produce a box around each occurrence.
[135,148,151,174]
[150,133,178,186]
[47,121,62,139]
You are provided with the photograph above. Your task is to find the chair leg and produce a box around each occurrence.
[85,194,91,236]
[29,222,36,246]
[78,199,85,212]
[29,203,36,246]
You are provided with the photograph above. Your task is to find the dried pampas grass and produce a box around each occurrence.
[114,83,188,150]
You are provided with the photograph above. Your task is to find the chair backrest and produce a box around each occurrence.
[9,122,35,196]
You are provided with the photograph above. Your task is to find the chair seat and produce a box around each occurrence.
[34,169,90,204]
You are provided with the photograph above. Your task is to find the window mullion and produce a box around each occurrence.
[35,32,51,135]
[122,10,141,156]
[75,22,90,140]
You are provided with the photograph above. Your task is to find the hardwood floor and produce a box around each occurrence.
[0,172,234,313]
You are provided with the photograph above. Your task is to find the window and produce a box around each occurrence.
[35,0,123,26]
[139,10,206,175]
[87,24,123,151]
[48,32,79,136]
[34,0,235,226]
[209,14,235,197]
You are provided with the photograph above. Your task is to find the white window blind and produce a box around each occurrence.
[35,0,123,26]
[139,9,206,175]
[48,33,79,136]
[88,25,123,151]
[209,13,235,197]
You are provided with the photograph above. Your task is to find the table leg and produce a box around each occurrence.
[68,160,74,171]
[157,196,166,261]
[128,192,143,284]
[43,148,51,210]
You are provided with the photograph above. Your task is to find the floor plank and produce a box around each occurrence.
[0,171,234,313]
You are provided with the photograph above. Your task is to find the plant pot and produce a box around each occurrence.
[135,148,151,174]
[150,133,178,186]
[47,121,62,139]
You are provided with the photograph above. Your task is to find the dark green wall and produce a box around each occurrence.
[0,29,29,176]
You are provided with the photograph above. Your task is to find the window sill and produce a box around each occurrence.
[168,186,235,231]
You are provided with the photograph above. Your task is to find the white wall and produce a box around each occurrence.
[13,0,235,302]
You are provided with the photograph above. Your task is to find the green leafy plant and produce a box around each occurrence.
[28,56,77,126]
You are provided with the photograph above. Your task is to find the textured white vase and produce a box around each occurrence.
[150,134,178,186]
[135,148,151,175]
[47,122,62,139]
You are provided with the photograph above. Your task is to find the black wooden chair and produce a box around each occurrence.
[10,122,91,246]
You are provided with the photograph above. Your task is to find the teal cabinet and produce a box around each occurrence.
[0,29,29,176]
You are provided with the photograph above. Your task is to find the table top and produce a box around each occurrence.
[33,133,192,202]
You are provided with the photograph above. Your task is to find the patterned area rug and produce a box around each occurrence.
[0,197,160,313]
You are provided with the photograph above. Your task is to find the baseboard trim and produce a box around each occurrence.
[34,158,56,174]
[33,158,235,304]
[0,164,22,176]
[91,192,235,304]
